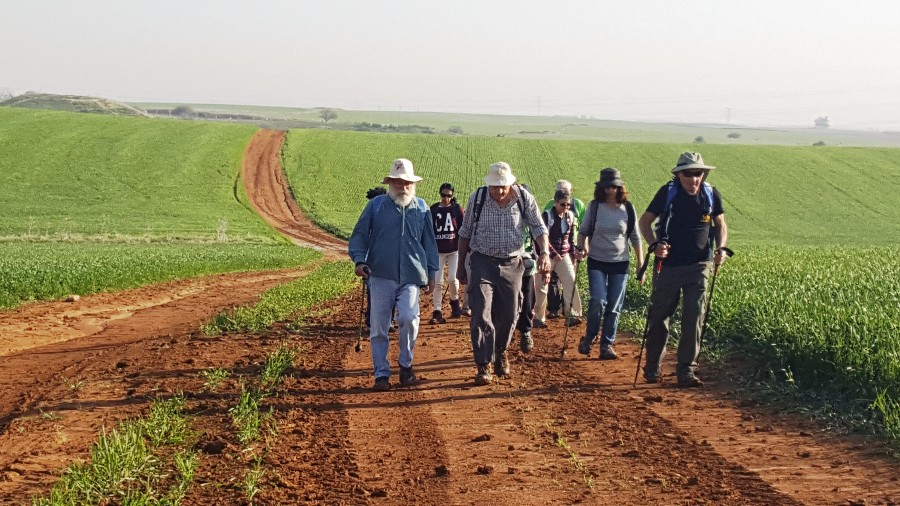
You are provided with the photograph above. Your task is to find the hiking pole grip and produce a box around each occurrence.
[635,242,659,284]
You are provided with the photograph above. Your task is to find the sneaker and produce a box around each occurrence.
[677,374,704,388]
[474,365,493,386]
[399,366,417,386]
[461,307,472,317]
[372,376,390,391]
[532,319,547,329]
[565,316,583,327]
[644,365,661,384]
[429,310,446,324]
[449,299,463,318]
[547,311,560,319]
[577,336,593,356]
[600,346,618,360]
[519,331,534,353]
[494,351,510,377]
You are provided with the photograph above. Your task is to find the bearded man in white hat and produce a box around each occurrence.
[637,151,730,388]
[456,162,551,385]
[349,158,439,391]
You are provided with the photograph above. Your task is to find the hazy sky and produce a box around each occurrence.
[3,0,900,129]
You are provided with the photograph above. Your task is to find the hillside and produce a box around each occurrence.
[282,129,900,245]
[0,107,274,241]
[2,92,148,116]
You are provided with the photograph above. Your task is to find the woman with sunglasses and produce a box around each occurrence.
[576,168,643,360]
[533,189,584,328]
[429,182,466,323]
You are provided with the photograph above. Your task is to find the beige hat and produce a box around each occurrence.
[382,158,422,183]
[672,152,716,173]
[555,179,573,191]
[483,161,516,186]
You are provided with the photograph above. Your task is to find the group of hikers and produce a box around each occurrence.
[348,152,729,391]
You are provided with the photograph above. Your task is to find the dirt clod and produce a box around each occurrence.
[476,465,494,475]
[471,434,491,442]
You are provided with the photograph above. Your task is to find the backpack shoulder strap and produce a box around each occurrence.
[513,184,527,217]
[701,182,714,212]
[584,200,599,238]
[624,200,636,237]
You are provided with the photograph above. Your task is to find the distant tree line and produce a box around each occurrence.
[351,123,437,134]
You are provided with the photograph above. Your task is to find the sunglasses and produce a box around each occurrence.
[557,202,572,208]
[680,170,704,178]
[441,193,453,198]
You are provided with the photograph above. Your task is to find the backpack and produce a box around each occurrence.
[583,200,636,239]
[655,180,715,241]
[470,184,528,237]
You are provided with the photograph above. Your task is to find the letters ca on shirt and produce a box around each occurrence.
[434,210,457,239]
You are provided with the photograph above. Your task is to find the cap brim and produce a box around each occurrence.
[483,175,516,186]
[672,163,715,173]
[383,175,423,184]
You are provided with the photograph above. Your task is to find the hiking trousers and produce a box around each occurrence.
[534,254,582,322]
[468,252,524,367]
[644,261,711,377]
[368,276,421,379]
[432,251,460,313]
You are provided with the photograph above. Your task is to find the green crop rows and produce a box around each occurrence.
[0,107,272,241]
[0,243,320,309]
[203,260,359,334]
[282,129,900,245]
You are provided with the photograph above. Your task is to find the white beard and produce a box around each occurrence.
[389,185,416,207]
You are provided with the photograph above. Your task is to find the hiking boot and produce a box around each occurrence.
[577,336,593,356]
[532,319,547,329]
[399,366,417,386]
[519,331,534,353]
[494,351,510,377]
[565,316,583,327]
[372,376,390,391]
[461,307,472,317]
[429,310,446,324]
[474,365,493,386]
[547,311,560,319]
[644,365,661,384]
[449,299,463,318]
[600,346,618,360]
[677,373,704,388]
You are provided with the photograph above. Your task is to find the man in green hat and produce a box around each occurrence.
[637,152,730,388]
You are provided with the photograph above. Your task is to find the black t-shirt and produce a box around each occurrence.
[646,182,724,266]
[431,202,464,253]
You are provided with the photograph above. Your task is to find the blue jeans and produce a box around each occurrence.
[367,276,421,379]
[585,268,628,349]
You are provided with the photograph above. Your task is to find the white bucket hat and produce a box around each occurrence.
[382,158,422,184]
[672,152,716,173]
[483,161,516,186]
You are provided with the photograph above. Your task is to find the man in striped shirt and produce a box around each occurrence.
[456,162,551,386]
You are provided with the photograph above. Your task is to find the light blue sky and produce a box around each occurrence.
[3,0,899,129]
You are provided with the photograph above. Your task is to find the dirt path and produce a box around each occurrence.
[0,130,897,504]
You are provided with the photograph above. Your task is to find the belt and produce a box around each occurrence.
[473,251,518,263]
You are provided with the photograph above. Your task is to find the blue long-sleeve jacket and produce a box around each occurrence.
[348,194,439,286]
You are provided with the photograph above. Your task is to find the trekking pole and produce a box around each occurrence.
[633,243,659,387]
[698,247,734,358]
[355,267,371,353]
[559,258,581,358]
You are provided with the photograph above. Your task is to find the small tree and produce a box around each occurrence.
[448,126,464,135]
[813,140,826,146]
[172,105,196,118]
[814,116,830,128]
[693,136,706,144]
[320,108,337,122]
[726,132,741,139]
